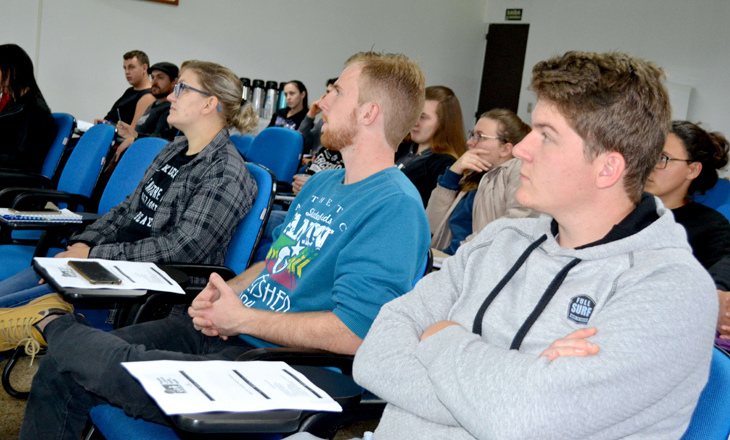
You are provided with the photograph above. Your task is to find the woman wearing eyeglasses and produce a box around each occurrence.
[645,120,730,269]
[397,86,467,207]
[0,61,259,311]
[427,109,537,256]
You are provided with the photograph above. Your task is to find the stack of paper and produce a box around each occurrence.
[123,360,342,415]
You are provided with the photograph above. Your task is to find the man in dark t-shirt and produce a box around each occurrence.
[115,62,179,162]
[95,50,155,126]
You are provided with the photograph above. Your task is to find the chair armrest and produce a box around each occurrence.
[8,189,91,212]
[236,347,355,375]
[276,182,293,194]
[159,263,237,282]
[0,170,52,191]
[170,365,363,434]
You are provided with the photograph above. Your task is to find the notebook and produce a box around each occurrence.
[0,207,83,223]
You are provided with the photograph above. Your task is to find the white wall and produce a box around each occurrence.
[1,0,41,67]
[483,0,730,141]
[1,0,486,126]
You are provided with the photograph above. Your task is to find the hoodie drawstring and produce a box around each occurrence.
[471,234,582,350]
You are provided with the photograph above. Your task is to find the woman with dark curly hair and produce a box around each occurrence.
[645,120,730,268]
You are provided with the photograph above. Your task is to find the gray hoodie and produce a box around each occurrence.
[354,198,717,440]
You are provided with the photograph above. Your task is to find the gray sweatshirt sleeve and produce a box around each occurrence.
[353,242,478,426]
[409,257,717,439]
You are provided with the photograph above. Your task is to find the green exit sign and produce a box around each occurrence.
[506,9,523,21]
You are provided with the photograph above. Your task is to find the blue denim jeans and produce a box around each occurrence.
[20,313,255,440]
[0,266,53,307]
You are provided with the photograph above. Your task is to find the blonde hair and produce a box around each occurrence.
[345,51,425,148]
[180,60,258,134]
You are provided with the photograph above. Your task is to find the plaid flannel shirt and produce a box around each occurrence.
[71,129,256,265]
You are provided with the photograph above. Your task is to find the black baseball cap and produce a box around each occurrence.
[149,62,179,80]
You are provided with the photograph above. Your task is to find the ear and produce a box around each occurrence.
[687,161,702,180]
[301,90,306,99]
[359,102,380,127]
[499,142,514,158]
[201,96,220,116]
[596,152,625,189]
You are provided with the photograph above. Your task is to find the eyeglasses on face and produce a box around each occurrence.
[173,83,222,112]
[467,130,505,144]
[656,155,692,169]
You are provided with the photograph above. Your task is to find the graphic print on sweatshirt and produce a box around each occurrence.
[567,295,596,324]
[240,193,345,313]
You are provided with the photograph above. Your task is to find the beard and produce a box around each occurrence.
[321,109,357,152]
[152,88,169,99]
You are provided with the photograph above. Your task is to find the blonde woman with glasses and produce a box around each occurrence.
[427,108,538,255]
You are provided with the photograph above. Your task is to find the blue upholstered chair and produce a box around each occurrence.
[693,178,730,210]
[0,112,76,190]
[243,127,303,186]
[1,113,77,243]
[230,133,255,158]
[0,137,169,399]
[43,113,77,182]
[680,346,730,439]
[84,251,432,440]
[224,163,276,273]
[716,203,730,223]
[0,124,116,280]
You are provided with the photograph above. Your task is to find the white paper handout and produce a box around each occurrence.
[33,258,185,296]
[122,360,342,415]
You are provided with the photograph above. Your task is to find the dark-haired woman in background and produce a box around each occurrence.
[267,80,308,130]
[397,86,467,207]
[427,108,537,255]
[0,44,56,173]
[645,120,730,269]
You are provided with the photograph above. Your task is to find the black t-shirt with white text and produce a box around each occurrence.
[116,149,197,243]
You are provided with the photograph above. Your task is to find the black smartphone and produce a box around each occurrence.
[68,261,122,285]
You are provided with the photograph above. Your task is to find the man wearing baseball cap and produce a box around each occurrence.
[115,61,179,161]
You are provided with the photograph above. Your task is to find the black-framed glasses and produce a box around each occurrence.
[173,83,222,111]
[656,155,693,169]
[467,130,505,144]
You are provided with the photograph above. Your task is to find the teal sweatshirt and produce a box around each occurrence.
[240,167,430,347]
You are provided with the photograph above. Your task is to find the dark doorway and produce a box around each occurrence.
[476,24,530,121]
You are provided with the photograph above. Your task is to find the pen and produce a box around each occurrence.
[116,108,122,122]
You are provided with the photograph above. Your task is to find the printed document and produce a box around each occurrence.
[33,258,184,296]
[122,360,342,415]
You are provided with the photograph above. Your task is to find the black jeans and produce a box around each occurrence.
[20,313,254,440]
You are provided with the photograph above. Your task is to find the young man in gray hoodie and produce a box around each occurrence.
[347,52,718,440]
